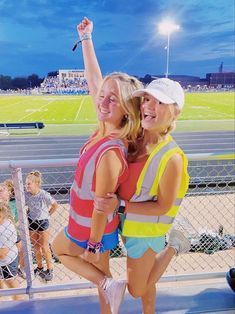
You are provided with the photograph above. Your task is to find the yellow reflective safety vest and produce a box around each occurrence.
[122,135,189,238]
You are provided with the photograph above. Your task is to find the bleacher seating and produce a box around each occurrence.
[0,122,45,135]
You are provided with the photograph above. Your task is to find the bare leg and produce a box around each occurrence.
[30,231,43,268]
[0,280,5,289]
[94,251,112,314]
[147,246,175,288]
[39,229,53,270]
[52,230,112,314]
[127,248,156,298]
[5,277,24,300]
[141,284,156,314]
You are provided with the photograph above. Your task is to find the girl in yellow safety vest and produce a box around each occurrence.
[95,78,191,314]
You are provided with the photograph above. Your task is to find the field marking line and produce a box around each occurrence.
[201,107,232,118]
[74,96,87,121]
[0,99,30,110]
[18,99,55,122]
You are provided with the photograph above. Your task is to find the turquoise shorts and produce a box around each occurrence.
[119,214,166,259]
[64,227,119,253]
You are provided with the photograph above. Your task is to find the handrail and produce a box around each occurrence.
[0,152,233,170]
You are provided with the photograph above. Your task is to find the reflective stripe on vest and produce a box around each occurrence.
[122,136,189,238]
[73,139,127,200]
[71,138,127,228]
[131,138,177,202]
[70,204,114,226]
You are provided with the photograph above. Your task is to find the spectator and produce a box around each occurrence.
[25,170,58,282]
[0,182,25,279]
[0,202,23,300]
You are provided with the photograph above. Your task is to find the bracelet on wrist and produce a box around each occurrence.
[118,199,127,214]
[86,240,102,254]
[72,33,92,51]
[79,33,92,41]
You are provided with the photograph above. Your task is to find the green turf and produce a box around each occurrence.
[0,95,97,124]
[0,92,234,135]
[183,92,234,120]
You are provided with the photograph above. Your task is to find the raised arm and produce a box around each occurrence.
[77,17,103,100]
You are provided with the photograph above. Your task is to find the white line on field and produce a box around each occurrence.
[74,96,87,121]
[18,100,55,122]
[193,106,232,118]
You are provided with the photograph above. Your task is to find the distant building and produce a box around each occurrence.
[58,69,85,82]
[206,72,235,87]
[140,74,203,87]
[140,72,235,88]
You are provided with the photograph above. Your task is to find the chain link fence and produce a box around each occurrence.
[0,155,234,299]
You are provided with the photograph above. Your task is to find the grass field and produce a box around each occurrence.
[0,92,234,135]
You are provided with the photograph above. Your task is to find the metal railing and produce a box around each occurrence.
[0,154,234,299]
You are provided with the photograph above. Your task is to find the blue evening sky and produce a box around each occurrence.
[0,0,234,79]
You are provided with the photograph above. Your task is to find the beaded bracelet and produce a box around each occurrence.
[87,240,102,254]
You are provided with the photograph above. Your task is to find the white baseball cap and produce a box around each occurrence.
[132,78,184,109]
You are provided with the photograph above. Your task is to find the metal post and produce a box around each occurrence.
[166,32,170,78]
[12,167,34,299]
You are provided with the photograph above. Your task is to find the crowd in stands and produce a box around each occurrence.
[0,77,233,96]
[0,75,89,96]
[39,75,89,95]
[184,84,234,92]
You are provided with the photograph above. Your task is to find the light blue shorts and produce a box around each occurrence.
[119,214,166,259]
[64,227,119,253]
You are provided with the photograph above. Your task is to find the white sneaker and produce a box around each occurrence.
[102,278,126,314]
[168,229,191,255]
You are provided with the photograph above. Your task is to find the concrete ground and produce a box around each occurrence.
[0,278,234,314]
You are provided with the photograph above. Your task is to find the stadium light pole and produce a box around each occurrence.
[158,21,180,78]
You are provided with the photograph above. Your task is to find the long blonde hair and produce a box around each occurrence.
[0,202,14,224]
[94,72,143,153]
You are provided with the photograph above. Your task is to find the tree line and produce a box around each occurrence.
[0,71,152,90]
[0,72,58,90]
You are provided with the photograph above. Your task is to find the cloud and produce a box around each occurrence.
[0,0,234,78]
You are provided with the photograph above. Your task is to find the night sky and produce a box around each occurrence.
[0,0,234,78]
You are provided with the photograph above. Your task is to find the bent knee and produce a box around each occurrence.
[128,284,146,298]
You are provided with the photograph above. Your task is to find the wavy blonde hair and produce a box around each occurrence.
[94,72,143,154]
[0,202,14,223]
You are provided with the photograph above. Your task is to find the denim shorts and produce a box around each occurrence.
[64,227,119,253]
[0,256,19,280]
[119,214,166,259]
[28,218,49,231]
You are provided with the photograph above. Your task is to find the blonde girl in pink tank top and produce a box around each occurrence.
[52,17,143,314]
